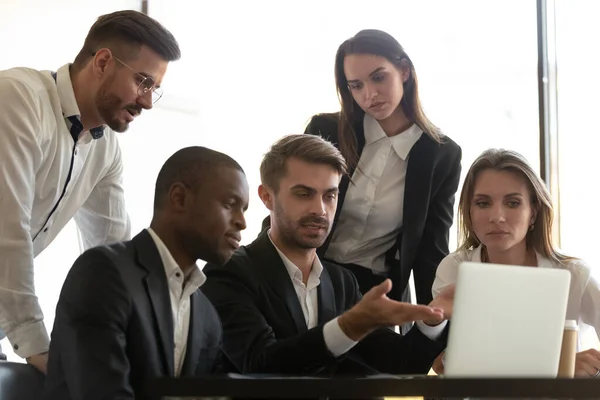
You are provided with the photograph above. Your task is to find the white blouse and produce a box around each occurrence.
[433,245,600,349]
[325,115,422,273]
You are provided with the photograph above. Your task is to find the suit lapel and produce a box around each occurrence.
[402,135,437,268]
[133,230,175,376]
[248,231,307,333]
[317,267,337,325]
[180,291,207,376]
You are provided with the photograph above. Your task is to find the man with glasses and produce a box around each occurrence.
[0,10,180,373]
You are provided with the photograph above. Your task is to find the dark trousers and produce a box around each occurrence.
[340,263,387,295]
[337,263,413,335]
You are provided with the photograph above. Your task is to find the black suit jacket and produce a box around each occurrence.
[45,230,224,400]
[201,230,446,376]
[303,113,462,304]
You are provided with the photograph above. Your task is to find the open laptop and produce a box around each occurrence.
[444,261,571,377]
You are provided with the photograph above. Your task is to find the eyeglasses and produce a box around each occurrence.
[113,56,163,104]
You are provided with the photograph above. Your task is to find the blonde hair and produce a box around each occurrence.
[458,148,573,265]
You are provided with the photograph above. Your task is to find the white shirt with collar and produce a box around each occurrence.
[325,114,423,273]
[0,63,131,358]
[433,245,600,350]
[147,228,207,376]
[268,231,445,357]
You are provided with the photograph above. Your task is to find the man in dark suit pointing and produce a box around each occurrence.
[202,134,453,376]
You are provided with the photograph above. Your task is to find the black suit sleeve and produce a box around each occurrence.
[413,142,462,305]
[202,260,338,374]
[49,249,133,400]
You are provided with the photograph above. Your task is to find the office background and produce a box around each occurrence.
[0,0,597,360]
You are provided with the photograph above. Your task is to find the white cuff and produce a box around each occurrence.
[6,320,50,359]
[415,320,447,341]
[323,317,358,357]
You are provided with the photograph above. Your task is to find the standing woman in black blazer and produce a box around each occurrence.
[305,29,462,306]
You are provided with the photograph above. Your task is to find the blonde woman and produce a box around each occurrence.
[432,148,600,377]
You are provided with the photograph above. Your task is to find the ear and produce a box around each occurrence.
[530,203,539,225]
[92,48,113,76]
[168,182,190,213]
[398,58,411,83]
[258,184,274,211]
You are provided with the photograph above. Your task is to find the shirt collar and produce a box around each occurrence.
[54,63,105,142]
[363,114,423,161]
[267,230,323,286]
[146,227,207,289]
[474,244,551,268]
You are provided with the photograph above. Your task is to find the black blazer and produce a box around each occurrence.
[45,230,224,400]
[304,113,462,304]
[201,230,446,376]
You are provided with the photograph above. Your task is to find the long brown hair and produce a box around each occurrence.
[458,148,573,265]
[334,29,440,170]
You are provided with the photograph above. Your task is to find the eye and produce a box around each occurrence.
[475,200,490,208]
[372,74,385,82]
[348,83,362,91]
[325,194,337,201]
[138,76,156,92]
[507,200,521,208]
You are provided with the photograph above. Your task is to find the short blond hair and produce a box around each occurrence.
[260,134,347,192]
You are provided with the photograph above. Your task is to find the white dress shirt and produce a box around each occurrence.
[147,228,207,376]
[0,63,131,358]
[326,115,423,273]
[433,245,600,349]
[269,232,445,356]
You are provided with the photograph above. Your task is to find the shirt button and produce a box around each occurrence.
[175,272,181,278]
[43,227,49,233]
[74,149,78,156]
[13,344,18,350]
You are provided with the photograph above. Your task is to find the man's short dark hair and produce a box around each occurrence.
[73,10,181,68]
[260,134,347,192]
[153,146,244,210]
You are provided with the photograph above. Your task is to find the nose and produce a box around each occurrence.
[309,197,326,217]
[363,82,378,102]
[488,203,506,223]
[235,210,247,231]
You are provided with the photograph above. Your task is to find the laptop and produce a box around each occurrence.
[444,261,571,377]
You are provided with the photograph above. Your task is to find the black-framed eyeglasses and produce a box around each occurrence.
[112,55,163,104]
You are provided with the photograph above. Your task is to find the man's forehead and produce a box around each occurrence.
[128,45,169,83]
[211,168,248,191]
